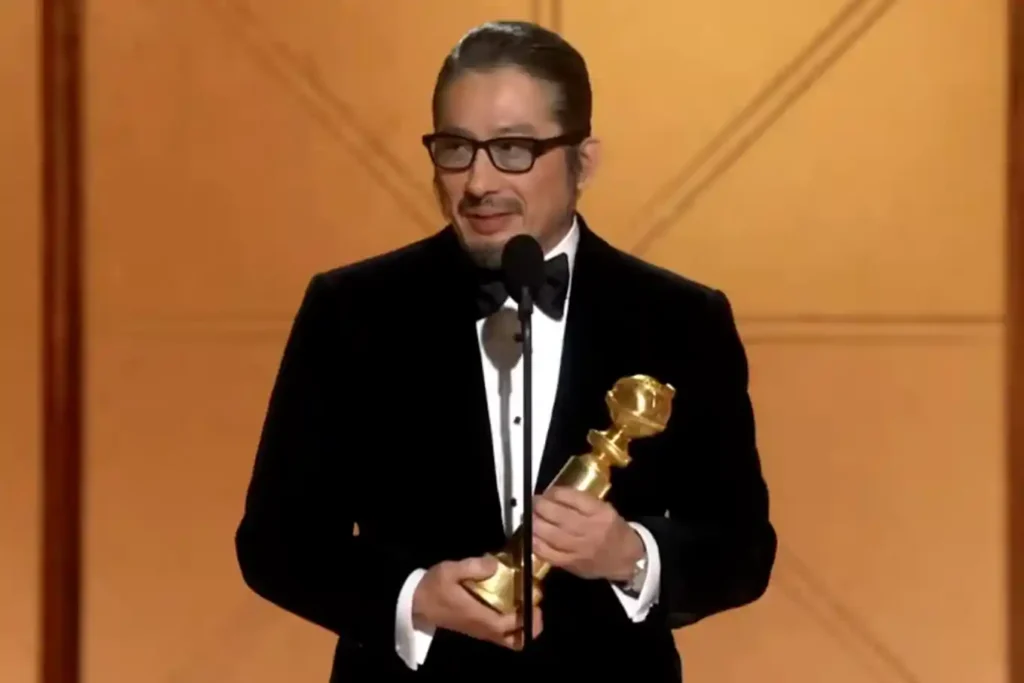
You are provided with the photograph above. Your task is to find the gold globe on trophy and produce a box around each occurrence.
[462,374,676,614]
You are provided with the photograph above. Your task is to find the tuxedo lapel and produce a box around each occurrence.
[421,230,506,550]
[445,316,506,547]
[535,221,621,493]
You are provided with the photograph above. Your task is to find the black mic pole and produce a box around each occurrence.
[518,284,534,652]
[501,232,544,653]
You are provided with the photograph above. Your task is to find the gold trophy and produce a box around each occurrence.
[462,374,676,614]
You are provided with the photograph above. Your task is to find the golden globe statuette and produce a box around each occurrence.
[462,374,676,614]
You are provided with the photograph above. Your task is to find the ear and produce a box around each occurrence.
[574,136,601,192]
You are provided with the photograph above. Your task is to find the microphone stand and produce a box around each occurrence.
[516,284,534,653]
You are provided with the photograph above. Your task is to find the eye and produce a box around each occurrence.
[434,137,469,154]
[490,140,535,163]
[493,139,532,153]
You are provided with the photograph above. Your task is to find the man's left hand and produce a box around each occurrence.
[532,486,644,582]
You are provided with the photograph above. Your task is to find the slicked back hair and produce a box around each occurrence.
[431,21,592,173]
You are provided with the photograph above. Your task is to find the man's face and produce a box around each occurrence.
[431,66,597,268]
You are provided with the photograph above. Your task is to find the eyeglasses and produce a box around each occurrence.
[421,131,588,174]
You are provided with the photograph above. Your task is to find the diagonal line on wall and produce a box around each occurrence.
[629,0,897,257]
[197,0,439,233]
[772,544,923,683]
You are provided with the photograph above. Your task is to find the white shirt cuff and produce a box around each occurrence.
[609,522,662,622]
[394,568,435,670]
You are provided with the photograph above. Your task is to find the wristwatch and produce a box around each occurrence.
[617,547,649,599]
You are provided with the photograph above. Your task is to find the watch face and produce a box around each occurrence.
[629,558,648,592]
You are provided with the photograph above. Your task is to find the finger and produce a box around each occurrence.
[499,612,525,650]
[534,506,586,538]
[493,610,520,635]
[453,584,525,640]
[452,583,519,631]
[534,496,583,528]
[534,516,582,552]
[533,536,573,568]
[451,555,499,581]
[505,630,524,650]
[547,486,603,515]
[506,607,543,648]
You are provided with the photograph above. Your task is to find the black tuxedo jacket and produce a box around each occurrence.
[235,220,777,682]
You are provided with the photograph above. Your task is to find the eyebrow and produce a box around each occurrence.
[493,124,539,136]
[437,123,540,138]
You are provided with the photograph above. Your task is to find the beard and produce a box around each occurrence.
[433,179,526,269]
[445,203,521,271]
[455,230,504,269]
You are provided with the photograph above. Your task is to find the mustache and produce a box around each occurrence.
[458,196,522,215]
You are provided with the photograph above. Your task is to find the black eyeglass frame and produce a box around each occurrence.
[421,130,590,174]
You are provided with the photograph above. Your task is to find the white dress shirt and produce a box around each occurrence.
[393,219,662,670]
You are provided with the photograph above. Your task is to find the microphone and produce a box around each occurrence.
[501,234,545,318]
[499,234,544,652]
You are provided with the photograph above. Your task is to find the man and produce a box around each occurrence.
[235,20,776,682]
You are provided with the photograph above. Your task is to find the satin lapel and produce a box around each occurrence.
[427,231,506,550]
[535,224,620,493]
[446,315,506,548]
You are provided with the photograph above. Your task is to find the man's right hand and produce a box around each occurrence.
[411,556,542,650]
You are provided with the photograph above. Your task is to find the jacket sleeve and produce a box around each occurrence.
[234,273,421,653]
[638,288,777,629]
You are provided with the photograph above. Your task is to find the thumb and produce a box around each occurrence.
[454,555,500,580]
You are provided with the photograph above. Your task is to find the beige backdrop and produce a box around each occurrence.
[0,0,1009,681]
[1,1,41,682]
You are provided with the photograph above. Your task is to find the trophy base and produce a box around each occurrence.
[461,553,542,615]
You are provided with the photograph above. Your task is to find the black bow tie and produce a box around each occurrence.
[475,253,570,321]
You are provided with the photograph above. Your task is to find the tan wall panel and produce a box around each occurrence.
[82,328,342,681]
[676,330,1006,682]
[80,1,1009,682]
[83,3,548,682]
[564,0,851,243]
[82,332,1007,681]
[0,2,40,683]
[86,0,534,325]
[571,0,1006,318]
[252,0,544,182]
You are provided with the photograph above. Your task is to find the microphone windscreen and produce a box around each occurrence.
[501,234,545,296]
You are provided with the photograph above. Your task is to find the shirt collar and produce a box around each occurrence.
[545,214,580,278]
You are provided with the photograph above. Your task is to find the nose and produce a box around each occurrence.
[464,146,503,197]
